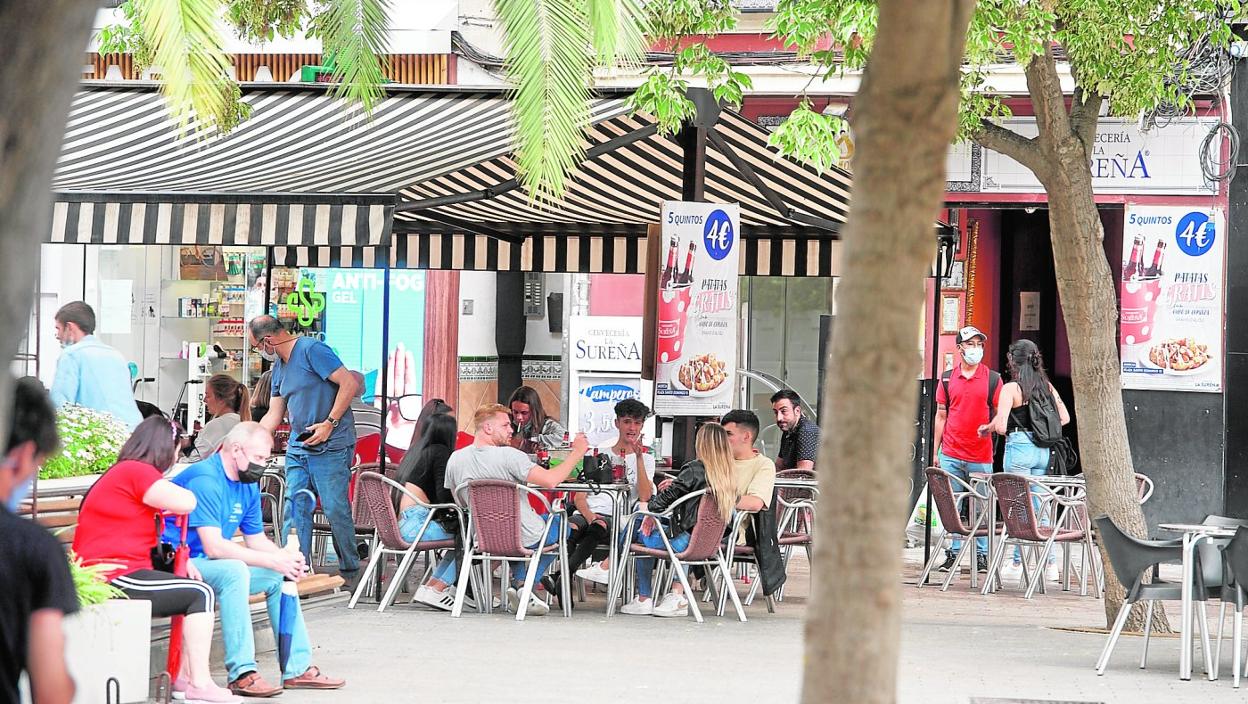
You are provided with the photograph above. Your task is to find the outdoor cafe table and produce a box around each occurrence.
[1159,522,1236,681]
[551,481,632,614]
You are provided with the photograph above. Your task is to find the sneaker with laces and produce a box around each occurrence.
[619,596,653,615]
[936,551,958,572]
[999,561,1024,585]
[652,592,689,618]
[505,586,549,616]
[184,683,242,704]
[976,554,988,573]
[575,562,611,585]
[415,584,455,612]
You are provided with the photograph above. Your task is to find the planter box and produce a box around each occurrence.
[63,599,152,703]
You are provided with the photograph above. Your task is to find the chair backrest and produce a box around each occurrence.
[465,479,529,557]
[1094,515,1181,597]
[677,491,731,561]
[925,467,977,537]
[354,433,383,467]
[991,473,1045,541]
[350,462,383,528]
[1135,473,1154,504]
[356,472,410,550]
[1222,526,1248,591]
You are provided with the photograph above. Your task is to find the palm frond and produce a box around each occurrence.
[313,0,390,113]
[136,0,236,136]
[495,0,594,199]
[587,0,649,67]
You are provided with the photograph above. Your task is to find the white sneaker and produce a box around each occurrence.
[575,562,611,585]
[505,586,549,617]
[619,596,653,615]
[1000,561,1024,585]
[415,585,455,612]
[652,592,689,618]
[1045,562,1061,583]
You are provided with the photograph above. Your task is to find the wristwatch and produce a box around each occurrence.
[326,416,340,428]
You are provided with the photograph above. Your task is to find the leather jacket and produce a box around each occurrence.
[649,460,707,535]
[745,487,788,596]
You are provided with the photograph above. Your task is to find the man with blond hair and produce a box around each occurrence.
[444,404,589,616]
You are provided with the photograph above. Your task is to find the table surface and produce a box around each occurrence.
[1159,523,1237,535]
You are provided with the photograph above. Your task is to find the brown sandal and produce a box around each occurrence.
[283,666,345,690]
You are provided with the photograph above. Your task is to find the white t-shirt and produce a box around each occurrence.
[586,443,656,515]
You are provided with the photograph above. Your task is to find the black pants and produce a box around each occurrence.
[565,515,611,571]
[111,570,214,617]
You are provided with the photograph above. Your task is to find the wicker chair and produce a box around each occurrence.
[917,467,995,591]
[987,473,1100,599]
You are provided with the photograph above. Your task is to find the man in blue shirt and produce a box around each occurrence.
[50,301,142,429]
[248,315,360,582]
[165,422,345,697]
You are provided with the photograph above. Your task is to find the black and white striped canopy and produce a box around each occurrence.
[50,84,852,276]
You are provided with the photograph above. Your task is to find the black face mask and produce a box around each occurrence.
[238,461,267,484]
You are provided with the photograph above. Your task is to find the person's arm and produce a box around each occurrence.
[303,366,358,446]
[198,526,303,580]
[1050,383,1071,425]
[649,462,702,514]
[527,433,589,488]
[572,492,600,524]
[793,422,819,471]
[737,458,776,511]
[537,418,566,449]
[636,455,655,502]
[26,610,74,704]
[932,406,947,463]
[142,480,197,515]
[980,383,1015,436]
[259,395,286,433]
[49,353,78,408]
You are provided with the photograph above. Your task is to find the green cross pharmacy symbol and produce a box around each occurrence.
[286,278,325,327]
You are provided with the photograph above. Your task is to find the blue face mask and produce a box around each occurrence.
[4,474,34,513]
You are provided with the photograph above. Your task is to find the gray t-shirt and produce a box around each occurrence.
[445,445,543,545]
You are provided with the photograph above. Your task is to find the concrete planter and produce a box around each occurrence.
[63,599,152,703]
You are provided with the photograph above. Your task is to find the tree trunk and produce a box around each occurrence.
[801,2,974,702]
[0,3,99,441]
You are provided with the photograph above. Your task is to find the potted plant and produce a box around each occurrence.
[61,553,152,704]
[40,404,128,481]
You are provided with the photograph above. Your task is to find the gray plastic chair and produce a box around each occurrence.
[1218,526,1248,687]
[1094,515,1214,676]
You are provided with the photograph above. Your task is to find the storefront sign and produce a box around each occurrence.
[654,201,740,416]
[286,278,324,327]
[1119,205,1224,392]
[981,118,1219,195]
[568,316,643,373]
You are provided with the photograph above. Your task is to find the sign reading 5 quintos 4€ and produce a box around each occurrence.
[653,201,740,416]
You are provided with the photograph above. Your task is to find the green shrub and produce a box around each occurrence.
[39,404,129,480]
[67,551,126,608]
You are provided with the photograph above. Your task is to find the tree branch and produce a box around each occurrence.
[973,119,1046,177]
[1068,85,1103,159]
[1024,42,1073,147]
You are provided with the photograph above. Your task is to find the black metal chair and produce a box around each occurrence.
[1094,515,1214,676]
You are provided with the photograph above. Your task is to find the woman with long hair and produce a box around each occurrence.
[189,373,251,460]
[249,370,272,422]
[507,385,566,451]
[73,417,240,703]
[981,338,1071,581]
[620,422,739,618]
[393,413,463,611]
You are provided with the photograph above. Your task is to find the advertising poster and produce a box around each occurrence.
[576,375,644,447]
[653,201,740,416]
[1119,205,1224,392]
[567,315,655,445]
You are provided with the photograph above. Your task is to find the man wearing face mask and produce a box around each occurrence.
[49,301,142,430]
[932,326,1001,574]
[248,315,360,586]
[0,377,76,704]
[164,422,345,697]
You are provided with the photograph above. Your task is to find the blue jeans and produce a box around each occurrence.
[399,505,458,584]
[193,558,311,681]
[632,518,692,598]
[285,444,358,574]
[1004,431,1053,565]
[510,515,566,585]
[937,453,991,557]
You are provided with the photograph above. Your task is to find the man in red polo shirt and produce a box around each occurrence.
[932,326,1000,573]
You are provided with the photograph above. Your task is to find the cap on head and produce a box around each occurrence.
[957,326,987,344]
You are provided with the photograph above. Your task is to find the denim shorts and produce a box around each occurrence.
[399,505,454,543]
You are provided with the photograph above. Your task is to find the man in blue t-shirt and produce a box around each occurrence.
[248,315,360,582]
[165,422,346,697]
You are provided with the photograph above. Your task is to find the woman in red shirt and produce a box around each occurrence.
[73,417,239,704]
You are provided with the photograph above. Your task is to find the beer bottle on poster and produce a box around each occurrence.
[1123,235,1145,282]
[1144,240,1166,278]
[678,242,697,285]
[659,235,679,289]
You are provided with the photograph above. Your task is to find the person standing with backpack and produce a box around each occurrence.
[932,326,1001,573]
[979,338,1071,584]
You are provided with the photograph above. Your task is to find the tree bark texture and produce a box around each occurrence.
[0,3,99,444]
[801,2,974,702]
[973,47,1170,634]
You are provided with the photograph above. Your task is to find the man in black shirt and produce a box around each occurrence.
[0,377,76,704]
[772,389,820,472]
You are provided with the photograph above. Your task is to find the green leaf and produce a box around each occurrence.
[628,70,696,135]
[494,0,595,200]
[587,0,649,67]
[308,0,391,114]
[135,0,237,136]
[768,101,843,174]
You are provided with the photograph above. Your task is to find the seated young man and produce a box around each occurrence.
[164,422,345,698]
[720,409,776,515]
[567,398,655,588]
[444,404,589,616]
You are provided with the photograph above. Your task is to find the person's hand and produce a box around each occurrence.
[381,343,418,449]
[570,432,589,455]
[303,420,333,447]
[977,423,991,437]
[658,478,674,491]
[186,560,202,582]
[625,435,646,457]
[640,516,658,536]
[581,511,600,526]
[269,550,306,582]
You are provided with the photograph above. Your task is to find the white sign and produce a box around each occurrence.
[98,279,133,335]
[1119,205,1224,392]
[575,374,644,447]
[1019,292,1041,332]
[568,316,643,373]
[654,201,740,416]
[981,118,1218,195]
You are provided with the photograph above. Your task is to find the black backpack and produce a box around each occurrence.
[1026,385,1064,448]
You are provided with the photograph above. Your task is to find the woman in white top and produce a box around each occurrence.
[189,374,251,460]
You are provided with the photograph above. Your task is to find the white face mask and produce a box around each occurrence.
[962,347,984,365]
[258,348,278,363]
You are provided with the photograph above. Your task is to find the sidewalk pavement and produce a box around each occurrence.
[236,548,1246,703]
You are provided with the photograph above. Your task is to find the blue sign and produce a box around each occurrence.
[581,383,639,404]
[702,209,735,261]
[1175,211,1215,257]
